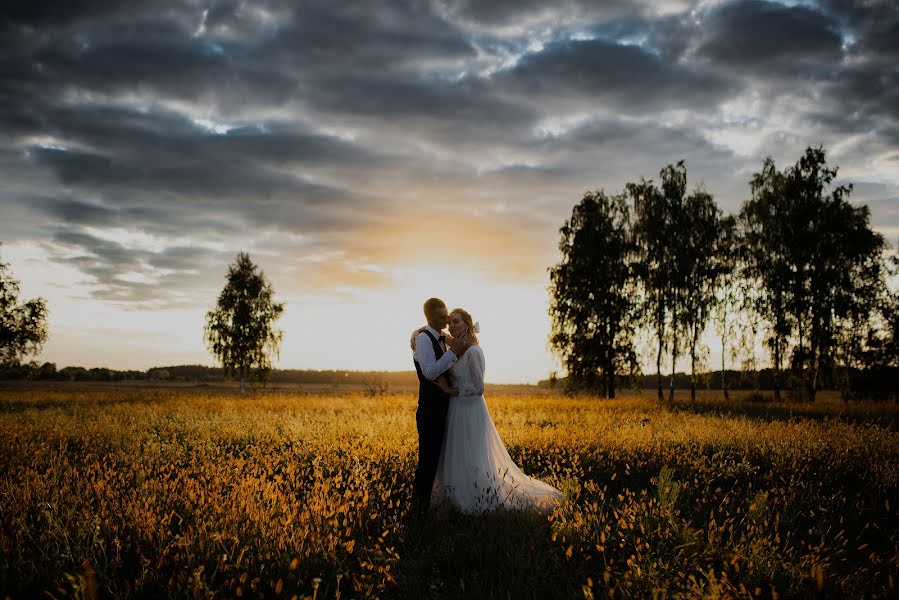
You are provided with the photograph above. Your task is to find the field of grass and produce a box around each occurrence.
[0,385,896,598]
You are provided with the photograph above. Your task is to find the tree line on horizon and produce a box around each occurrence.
[0,358,824,396]
[549,146,899,401]
[0,359,803,394]
[0,362,421,386]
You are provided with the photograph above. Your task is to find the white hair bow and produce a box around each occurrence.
[473,321,480,333]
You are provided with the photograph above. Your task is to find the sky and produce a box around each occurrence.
[1,0,897,383]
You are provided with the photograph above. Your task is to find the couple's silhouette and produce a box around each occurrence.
[411,298,562,516]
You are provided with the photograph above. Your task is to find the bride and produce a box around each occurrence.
[423,308,563,515]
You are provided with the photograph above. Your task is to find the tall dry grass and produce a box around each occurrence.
[0,387,896,598]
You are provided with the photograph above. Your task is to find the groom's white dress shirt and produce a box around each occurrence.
[414,325,457,381]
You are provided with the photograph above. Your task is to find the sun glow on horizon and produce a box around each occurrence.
[278,264,557,384]
[7,237,559,383]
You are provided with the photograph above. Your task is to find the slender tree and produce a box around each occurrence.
[204,252,284,393]
[660,162,690,403]
[681,187,726,401]
[549,191,640,397]
[712,215,740,400]
[628,178,670,402]
[0,246,49,367]
[740,158,793,401]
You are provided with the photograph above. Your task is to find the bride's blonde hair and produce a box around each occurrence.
[450,308,478,345]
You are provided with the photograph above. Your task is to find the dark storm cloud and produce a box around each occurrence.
[260,0,476,72]
[809,1,899,141]
[10,94,391,235]
[26,103,382,169]
[1,0,162,27]
[33,196,126,227]
[821,0,899,60]
[497,38,738,113]
[684,1,897,187]
[695,0,843,74]
[1,0,898,306]
[4,0,476,113]
[7,19,297,112]
[443,0,569,25]
[441,0,644,30]
[33,28,260,99]
[28,143,364,205]
[816,62,899,131]
[300,72,538,146]
[53,230,141,267]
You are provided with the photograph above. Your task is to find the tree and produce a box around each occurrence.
[712,215,740,400]
[782,148,886,401]
[741,148,888,401]
[836,288,898,400]
[204,252,285,393]
[628,178,670,402]
[658,161,690,403]
[549,191,640,397]
[629,161,694,403]
[0,249,49,367]
[37,361,57,380]
[681,188,727,401]
[740,158,793,401]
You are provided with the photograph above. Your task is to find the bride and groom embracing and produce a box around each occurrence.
[411,297,563,517]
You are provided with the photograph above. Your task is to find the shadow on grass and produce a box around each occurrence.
[393,508,574,600]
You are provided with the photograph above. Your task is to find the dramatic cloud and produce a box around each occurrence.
[695,1,844,75]
[499,38,737,113]
[1,0,897,377]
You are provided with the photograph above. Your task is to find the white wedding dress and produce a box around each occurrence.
[432,344,564,514]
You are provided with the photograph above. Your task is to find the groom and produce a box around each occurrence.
[412,297,466,515]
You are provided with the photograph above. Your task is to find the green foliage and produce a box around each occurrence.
[740,156,795,400]
[740,147,888,401]
[627,176,671,401]
[712,215,743,400]
[657,162,691,403]
[841,288,899,400]
[557,146,895,402]
[0,252,48,367]
[628,162,729,403]
[680,187,728,401]
[549,191,640,397]
[204,252,284,392]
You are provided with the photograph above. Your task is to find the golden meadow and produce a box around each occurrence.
[0,386,896,599]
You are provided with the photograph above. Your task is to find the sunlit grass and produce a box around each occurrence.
[0,387,896,598]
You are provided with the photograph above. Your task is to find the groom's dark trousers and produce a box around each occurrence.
[412,330,451,515]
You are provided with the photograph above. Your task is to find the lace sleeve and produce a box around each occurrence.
[458,346,485,396]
